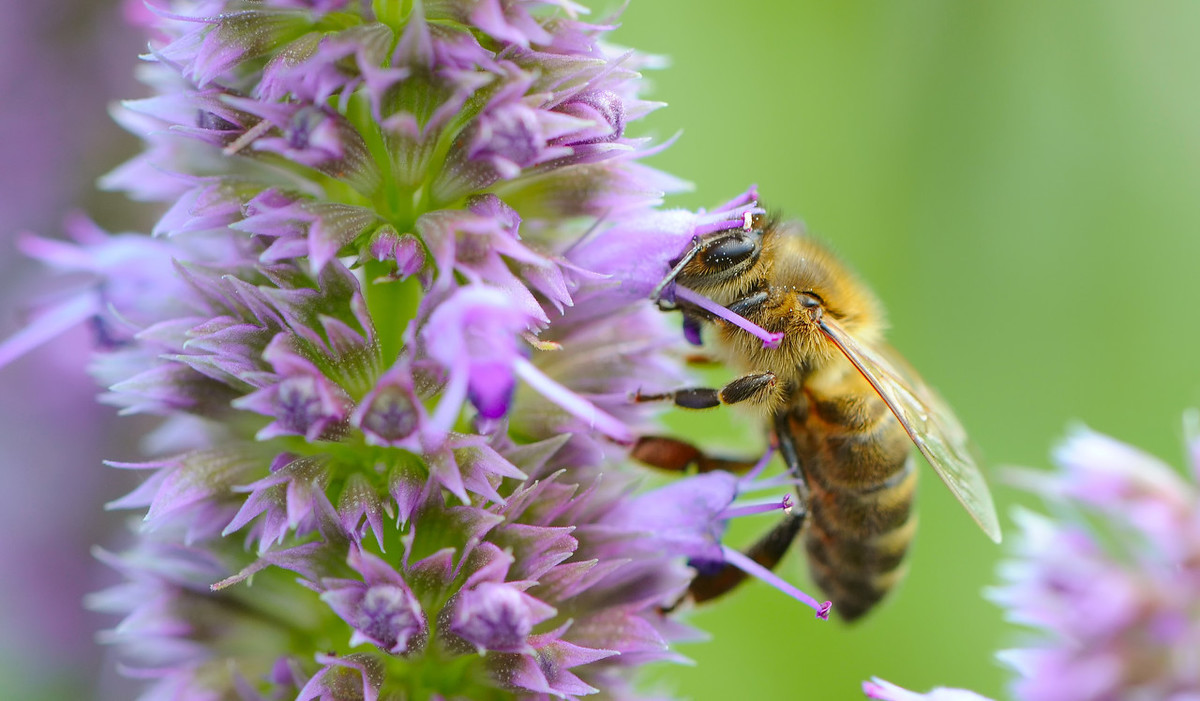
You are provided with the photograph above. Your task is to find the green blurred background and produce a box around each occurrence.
[613,1,1200,699]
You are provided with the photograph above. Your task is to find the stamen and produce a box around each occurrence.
[692,218,744,238]
[743,444,775,482]
[514,358,632,443]
[223,119,273,156]
[674,286,783,349]
[650,236,701,302]
[719,494,792,520]
[721,545,831,619]
[522,332,561,351]
[708,187,759,214]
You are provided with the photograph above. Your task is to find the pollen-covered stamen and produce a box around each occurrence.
[673,285,784,349]
[222,118,272,156]
[720,545,831,619]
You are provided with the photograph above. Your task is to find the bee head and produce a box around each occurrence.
[656,214,775,302]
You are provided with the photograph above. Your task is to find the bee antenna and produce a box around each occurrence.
[651,235,703,302]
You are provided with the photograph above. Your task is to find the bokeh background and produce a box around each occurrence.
[5,1,1200,699]
[0,1,146,699]
[615,1,1200,699]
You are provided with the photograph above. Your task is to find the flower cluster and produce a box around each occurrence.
[989,423,1200,701]
[862,419,1200,701]
[0,1,821,698]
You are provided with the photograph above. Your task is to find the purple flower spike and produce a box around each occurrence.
[7,1,841,698]
[986,423,1200,700]
[899,419,1200,699]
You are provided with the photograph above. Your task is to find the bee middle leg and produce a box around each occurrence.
[627,369,784,475]
[632,371,777,410]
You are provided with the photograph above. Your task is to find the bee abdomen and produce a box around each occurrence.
[804,448,918,622]
[787,378,920,620]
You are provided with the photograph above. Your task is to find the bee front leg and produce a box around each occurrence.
[632,371,777,410]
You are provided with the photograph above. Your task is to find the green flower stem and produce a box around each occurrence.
[372,0,411,30]
[364,261,423,365]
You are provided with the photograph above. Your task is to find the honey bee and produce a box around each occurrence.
[633,213,1000,621]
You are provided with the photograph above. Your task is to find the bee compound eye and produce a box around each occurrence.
[703,233,757,269]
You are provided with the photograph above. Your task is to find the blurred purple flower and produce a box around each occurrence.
[863,677,994,701]
[0,1,145,699]
[989,423,1200,701]
[863,419,1200,700]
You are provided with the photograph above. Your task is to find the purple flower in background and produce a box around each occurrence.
[989,422,1200,701]
[0,1,822,698]
[863,418,1200,701]
[0,1,145,699]
[862,677,994,701]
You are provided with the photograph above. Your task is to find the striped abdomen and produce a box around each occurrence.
[785,371,918,621]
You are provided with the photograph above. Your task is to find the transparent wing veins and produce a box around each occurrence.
[818,317,1002,543]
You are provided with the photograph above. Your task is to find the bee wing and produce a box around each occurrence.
[818,316,1002,543]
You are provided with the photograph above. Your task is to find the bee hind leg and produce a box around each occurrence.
[680,412,815,605]
[631,435,763,474]
[686,510,807,605]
